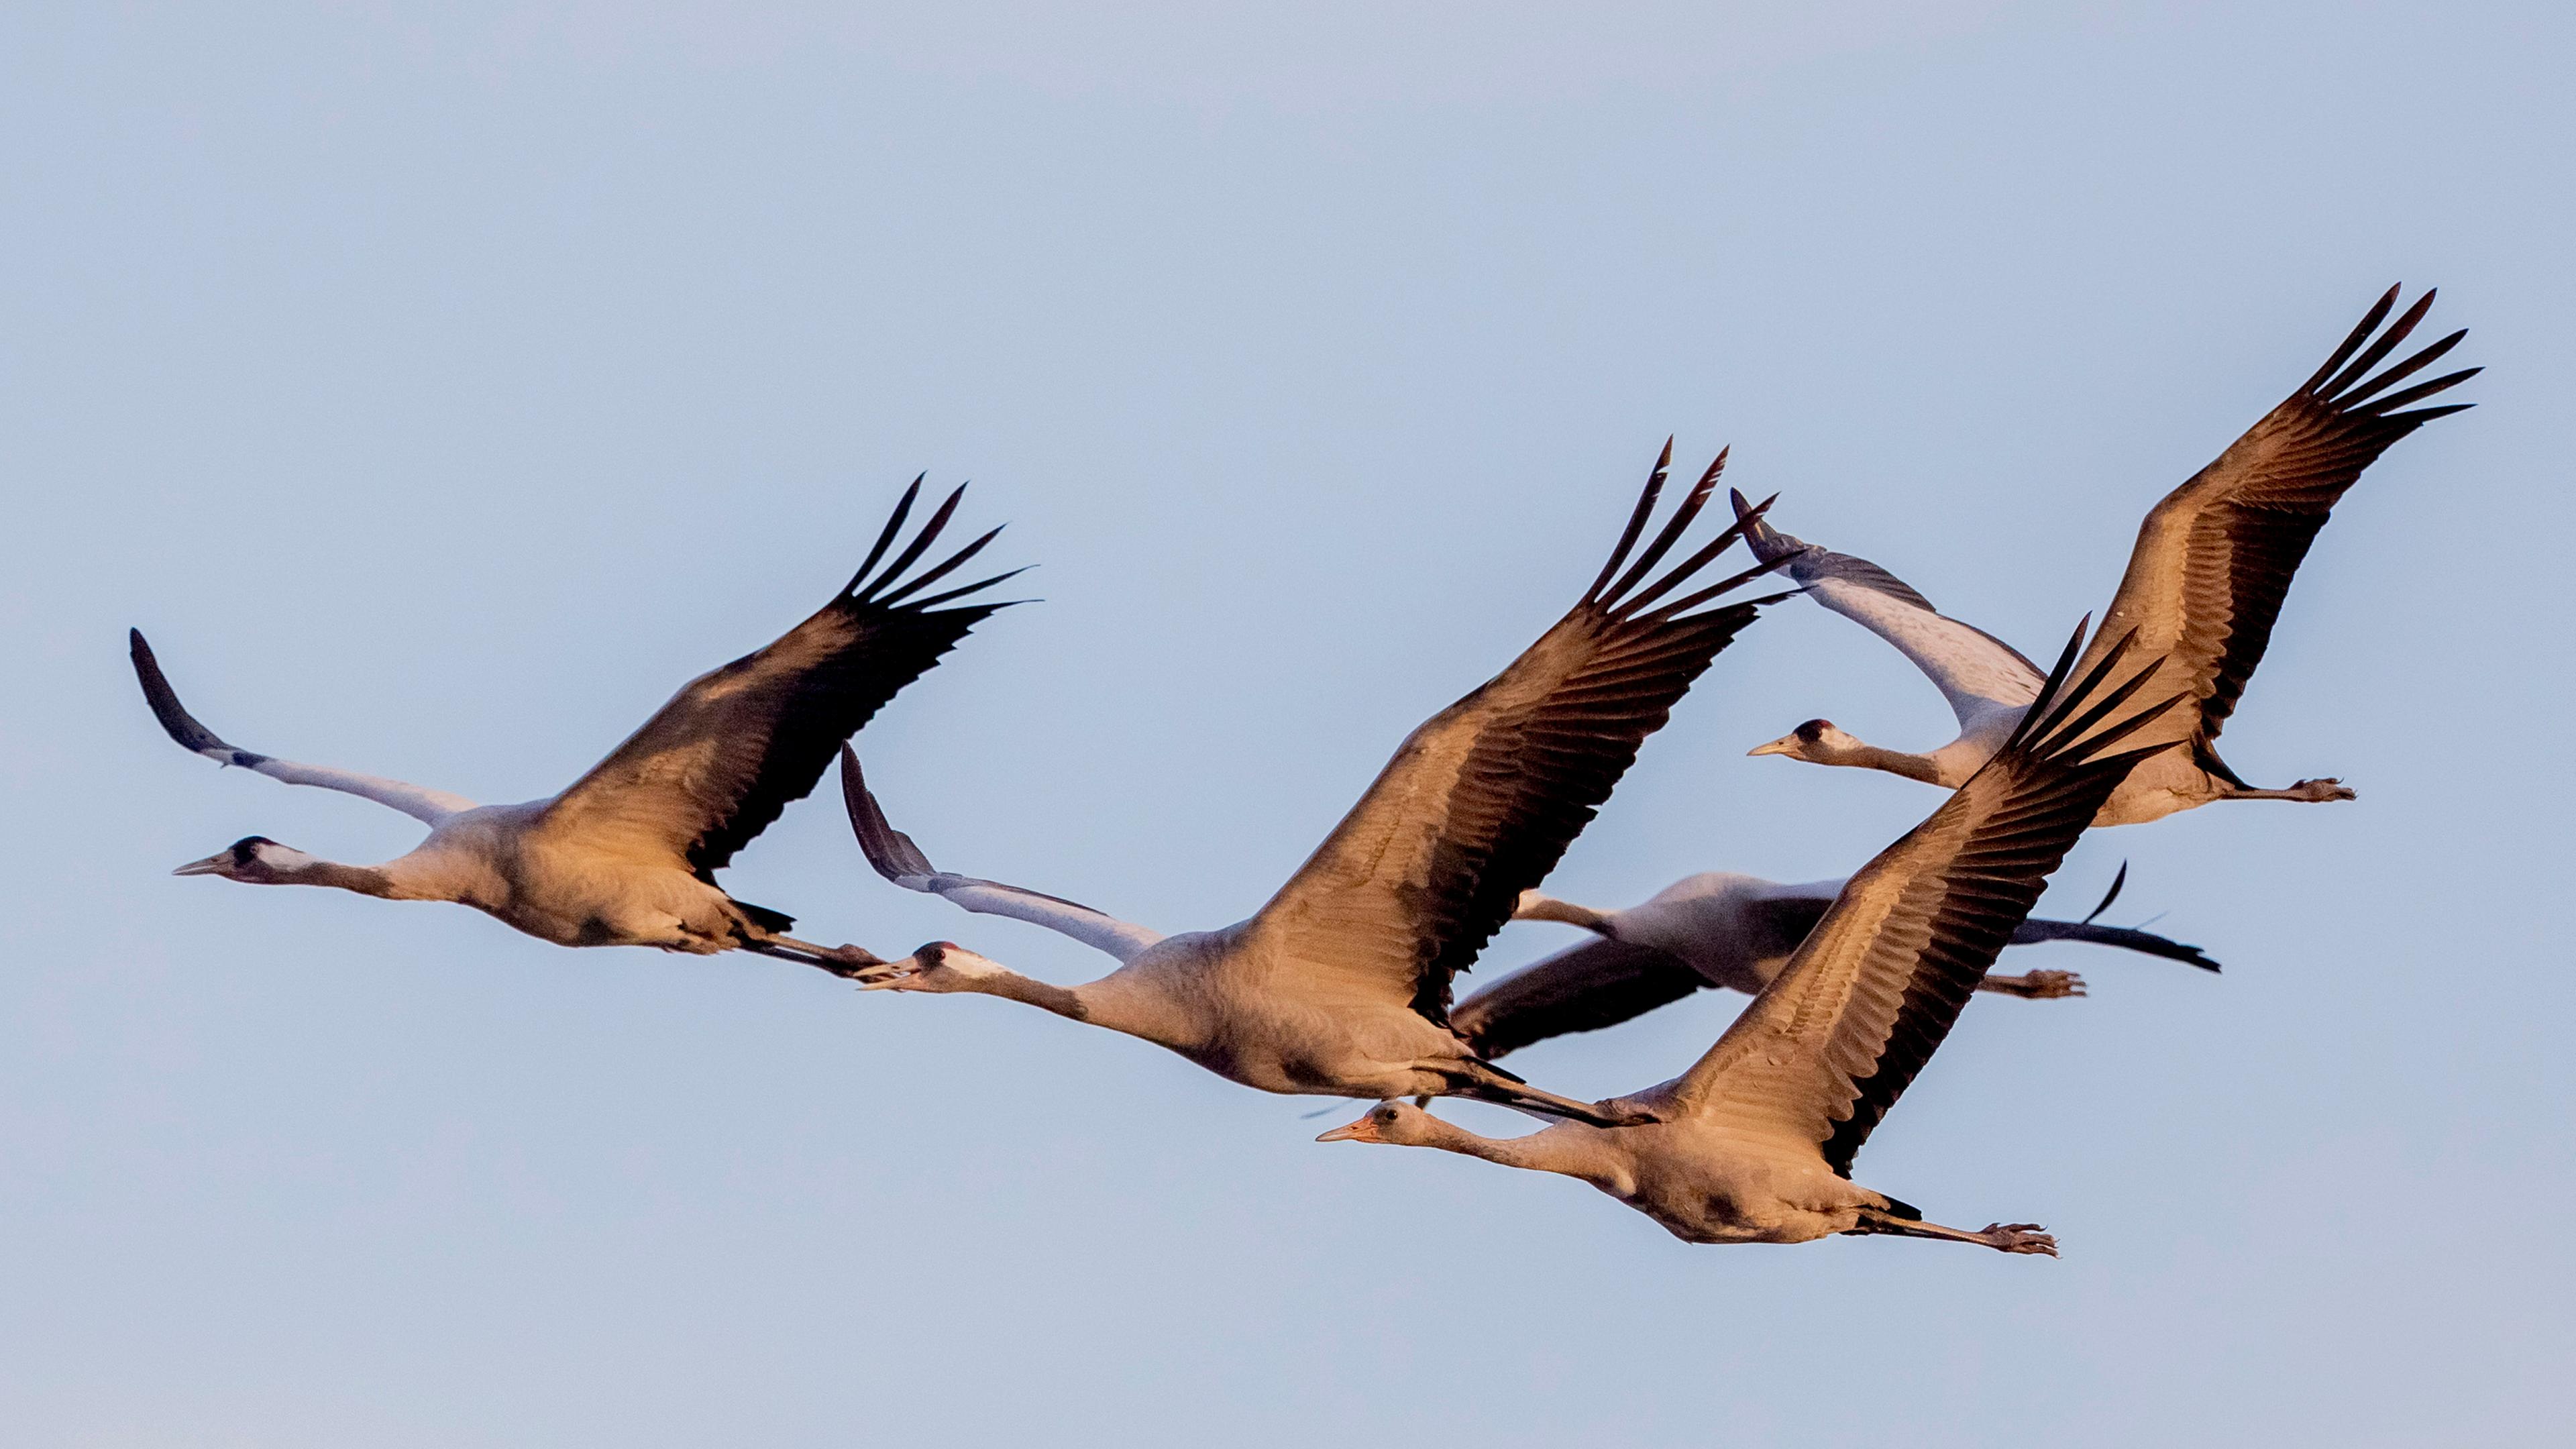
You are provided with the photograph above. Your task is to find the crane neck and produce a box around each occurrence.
[1413,1118,1628,1191]
[940,963,1175,1045]
[960,967,1091,1020]
[1832,739,1949,785]
[269,857,407,898]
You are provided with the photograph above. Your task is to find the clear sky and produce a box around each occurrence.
[3,3,2568,1444]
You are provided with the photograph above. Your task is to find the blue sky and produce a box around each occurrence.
[3,3,2568,1444]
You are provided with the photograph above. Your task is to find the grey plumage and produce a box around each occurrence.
[1454,869,2216,1059]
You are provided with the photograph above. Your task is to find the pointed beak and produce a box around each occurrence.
[1747,737,1796,758]
[1316,1119,1375,1144]
[172,853,229,877]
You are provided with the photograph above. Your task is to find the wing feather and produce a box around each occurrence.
[129,629,478,825]
[837,746,1165,963]
[1243,447,1788,1026]
[537,481,1018,875]
[1450,936,1708,1060]
[1729,490,2043,731]
[1672,620,2185,1173]
[2078,286,2475,752]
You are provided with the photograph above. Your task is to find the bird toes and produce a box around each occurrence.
[853,959,920,989]
[1979,1223,2059,1256]
[1988,970,2086,1000]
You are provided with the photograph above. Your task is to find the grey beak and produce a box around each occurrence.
[1315,1122,1371,1143]
[172,854,229,877]
[1746,738,1796,757]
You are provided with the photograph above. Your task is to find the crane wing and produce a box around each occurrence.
[129,629,479,826]
[1450,936,1708,1061]
[1670,620,2184,1175]
[1240,444,1790,1027]
[2075,286,2475,764]
[537,480,1018,877]
[837,746,1165,964]
[1730,490,2043,733]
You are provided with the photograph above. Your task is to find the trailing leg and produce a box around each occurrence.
[748,936,888,979]
[1452,1061,1658,1127]
[1854,1208,2057,1256]
[2222,777,2355,804]
[1978,969,2086,999]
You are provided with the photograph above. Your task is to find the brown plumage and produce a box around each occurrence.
[1252,446,1788,1031]
[847,443,1793,1126]
[538,481,1016,884]
[2070,284,2475,789]
[1322,619,2187,1254]
[1741,286,2476,824]
[145,479,1015,972]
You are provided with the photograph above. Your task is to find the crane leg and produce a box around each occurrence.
[1854,1210,2057,1255]
[1977,969,2086,999]
[2222,777,2355,803]
[1452,1063,1659,1128]
[748,936,890,979]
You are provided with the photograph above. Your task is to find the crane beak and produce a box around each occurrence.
[1746,736,1796,758]
[1315,1118,1377,1144]
[172,853,229,877]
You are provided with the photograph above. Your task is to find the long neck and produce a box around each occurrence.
[951,967,1175,1044]
[960,967,1091,1020]
[1413,1118,1625,1190]
[1830,739,1948,785]
[270,857,406,898]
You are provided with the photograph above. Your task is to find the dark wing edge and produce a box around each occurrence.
[837,744,1114,916]
[2156,286,2475,745]
[1451,937,1709,1060]
[1727,487,1935,614]
[1813,622,2188,1173]
[1258,442,1796,1028]
[1674,618,2184,1167]
[1727,490,2047,678]
[549,479,1025,876]
[129,629,266,765]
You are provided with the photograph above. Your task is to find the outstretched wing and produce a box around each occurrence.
[1672,620,2185,1174]
[538,480,1020,876]
[839,746,1165,964]
[2078,286,2475,759]
[129,629,479,826]
[1450,936,1708,1061]
[1731,489,2043,734]
[1241,443,1791,1027]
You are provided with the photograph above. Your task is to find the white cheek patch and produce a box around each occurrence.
[941,949,1007,979]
